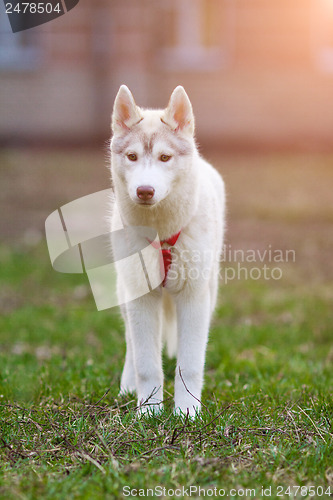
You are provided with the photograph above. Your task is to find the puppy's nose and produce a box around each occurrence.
[137,185,155,201]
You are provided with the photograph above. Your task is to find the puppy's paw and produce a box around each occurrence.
[118,385,136,397]
[137,402,164,417]
[174,405,200,419]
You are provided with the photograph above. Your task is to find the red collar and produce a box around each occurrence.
[161,231,181,248]
[148,231,181,286]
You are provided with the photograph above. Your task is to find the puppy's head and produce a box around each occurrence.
[110,85,196,207]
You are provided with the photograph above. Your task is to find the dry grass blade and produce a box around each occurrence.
[178,367,211,416]
[77,451,106,474]
[137,444,179,458]
[297,406,328,443]
[170,409,189,445]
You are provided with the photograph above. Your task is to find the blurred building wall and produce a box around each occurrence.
[0,0,333,148]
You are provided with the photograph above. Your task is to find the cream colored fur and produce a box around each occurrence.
[110,85,225,416]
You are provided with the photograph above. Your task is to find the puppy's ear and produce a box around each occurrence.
[112,85,142,133]
[162,86,194,135]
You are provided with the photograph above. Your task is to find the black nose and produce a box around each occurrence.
[137,185,155,201]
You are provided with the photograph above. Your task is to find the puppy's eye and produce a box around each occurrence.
[127,153,137,161]
[160,154,171,162]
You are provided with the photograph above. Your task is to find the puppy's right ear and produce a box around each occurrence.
[112,85,142,134]
[162,86,194,136]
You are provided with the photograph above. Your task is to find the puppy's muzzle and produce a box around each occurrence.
[136,186,155,202]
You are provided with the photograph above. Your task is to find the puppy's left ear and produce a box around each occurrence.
[112,85,142,134]
[162,86,195,135]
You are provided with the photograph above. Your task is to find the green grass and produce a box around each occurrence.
[0,149,333,498]
[0,242,332,499]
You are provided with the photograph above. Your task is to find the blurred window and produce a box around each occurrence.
[0,5,41,70]
[158,0,233,71]
[312,0,333,72]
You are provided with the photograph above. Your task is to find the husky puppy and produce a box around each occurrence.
[110,85,225,416]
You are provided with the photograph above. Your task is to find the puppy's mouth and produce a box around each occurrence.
[136,200,156,207]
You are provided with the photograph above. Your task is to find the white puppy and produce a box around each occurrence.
[110,85,225,416]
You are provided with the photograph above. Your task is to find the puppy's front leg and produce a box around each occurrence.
[120,311,136,394]
[127,294,163,413]
[174,290,211,417]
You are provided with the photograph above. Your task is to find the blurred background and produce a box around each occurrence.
[2,0,333,147]
[0,0,333,286]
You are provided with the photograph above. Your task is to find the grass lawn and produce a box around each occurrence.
[0,149,332,499]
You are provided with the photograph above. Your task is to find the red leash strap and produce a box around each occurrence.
[163,231,181,247]
[147,231,181,286]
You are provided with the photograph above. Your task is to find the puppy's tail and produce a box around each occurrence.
[162,290,177,358]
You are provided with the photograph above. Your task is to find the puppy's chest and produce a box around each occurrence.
[163,240,212,292]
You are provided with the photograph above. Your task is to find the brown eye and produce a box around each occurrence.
[127,153,137,161]
[160,154,171,162]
